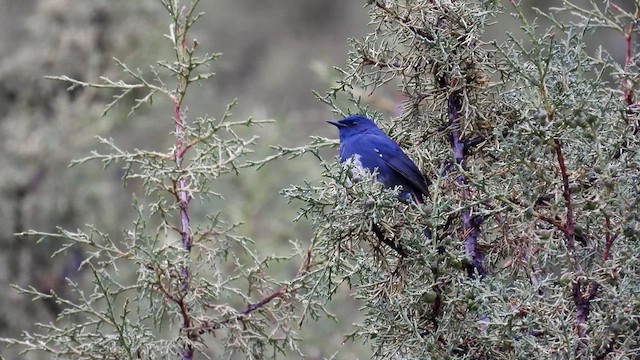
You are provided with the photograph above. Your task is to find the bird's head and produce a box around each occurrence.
[327,115,380,140]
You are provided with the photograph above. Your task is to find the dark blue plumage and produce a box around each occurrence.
[327,115,429,203]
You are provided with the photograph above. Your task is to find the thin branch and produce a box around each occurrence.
[623,24,635,105]
[174,101,193,252]
[609,2,638,105]
[241,248,312,315]
[373,1,435,41]
[165,4,197,359]
[601,216,618,265]
[154,268,192,334]
[449,90,486,277]
[554,133,601,355]
[372,223,409,258]
[198,248,314,333]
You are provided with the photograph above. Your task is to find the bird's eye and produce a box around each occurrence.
[351,122,358,126]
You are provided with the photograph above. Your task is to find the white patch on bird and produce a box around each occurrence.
[374,148,383,157]
[344,154,368,184]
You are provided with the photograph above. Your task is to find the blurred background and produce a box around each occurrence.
[0,0,631,358]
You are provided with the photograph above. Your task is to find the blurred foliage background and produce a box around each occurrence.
[0,0,633,358]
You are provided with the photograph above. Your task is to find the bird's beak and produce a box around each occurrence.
[326,120,346,128]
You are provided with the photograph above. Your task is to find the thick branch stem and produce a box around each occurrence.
[573,279,599,356]
[170,14,195,360]
[554,139,576,254]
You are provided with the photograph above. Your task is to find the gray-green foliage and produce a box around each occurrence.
[3,1,316,359]
[4,0,640,359]
[275,0,640,359]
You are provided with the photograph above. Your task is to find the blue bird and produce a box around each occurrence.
[327,115,429,203]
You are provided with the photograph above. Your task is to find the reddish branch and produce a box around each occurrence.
[502,195,567,233]
[174,105,194,360]
[154,232,314,357]
[536,213,565,232]
[173,60,194,360]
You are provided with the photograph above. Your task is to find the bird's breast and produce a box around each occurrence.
[343,153,369,181]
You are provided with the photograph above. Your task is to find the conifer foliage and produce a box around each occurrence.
[4,0,640,359]
[283,0,640,358]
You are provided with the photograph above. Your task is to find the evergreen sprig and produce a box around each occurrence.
[2,1,321,359]
[266,0,640,358]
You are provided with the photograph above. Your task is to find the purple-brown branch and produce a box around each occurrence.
[448,90,486,277]
[151,247,315,356]
[553,139,576,253]
[610,2,637,105]
[169,17,195,359]
[154,268,192,333]
[174,102,193,252]
[152,265,196,360]
[554,135,602,355]
[573,279,599,348]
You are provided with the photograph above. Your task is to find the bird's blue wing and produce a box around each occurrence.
[362,134,430,198]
